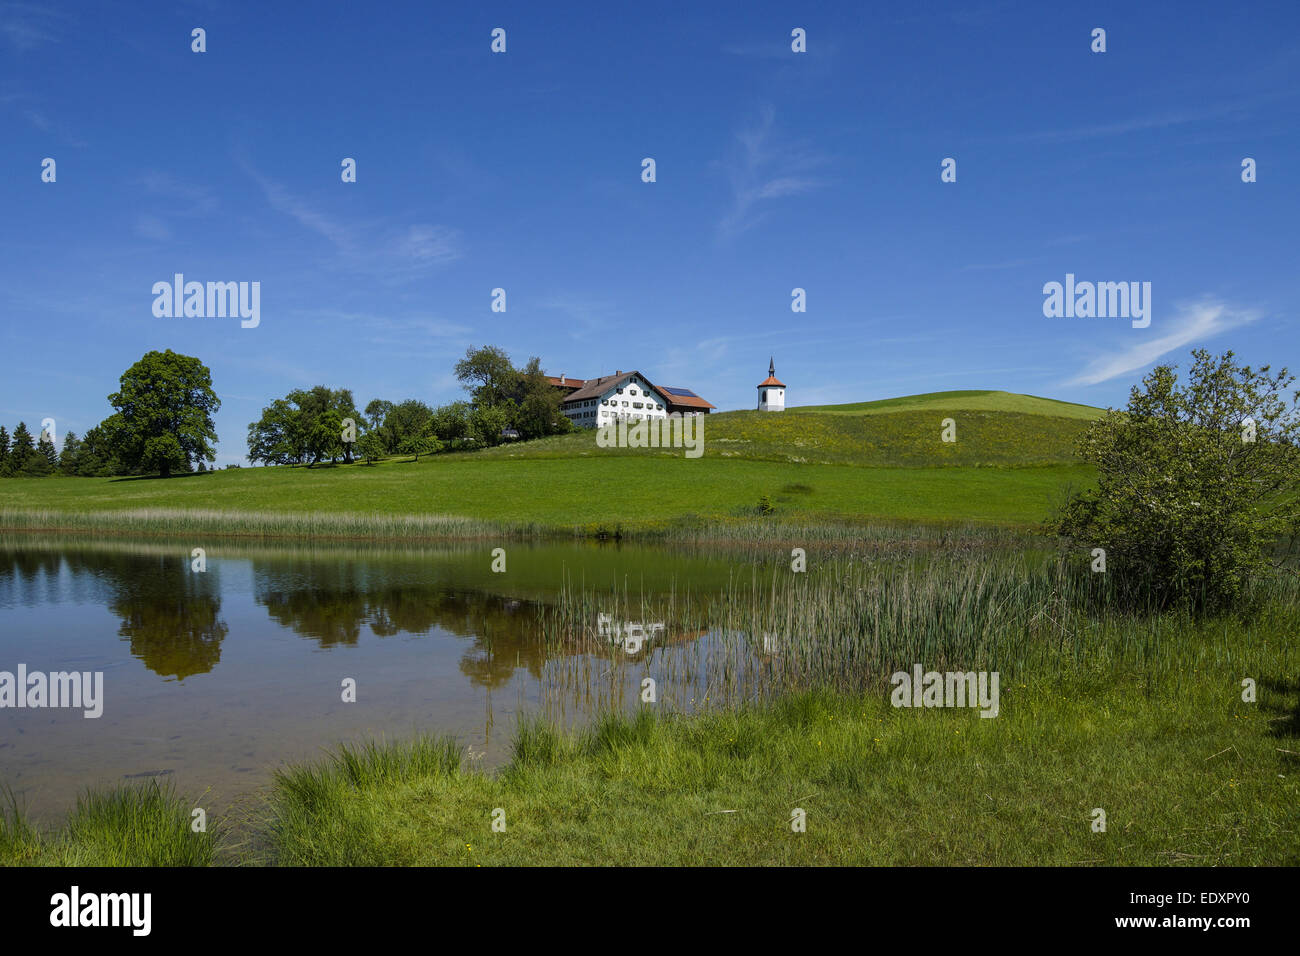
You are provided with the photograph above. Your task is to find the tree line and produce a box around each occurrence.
[1,349,219,478]
[1,344,572,477]
[245,345,573,466]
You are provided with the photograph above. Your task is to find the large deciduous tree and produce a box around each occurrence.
[454,345,518,409]
[106,350,220,478]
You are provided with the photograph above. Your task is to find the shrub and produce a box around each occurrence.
[1054,349,1300,611]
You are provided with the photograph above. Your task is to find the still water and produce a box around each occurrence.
[0,537,755,820]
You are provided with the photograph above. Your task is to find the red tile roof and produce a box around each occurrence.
[544,375,585,389]
[662,391,716,409]
[550,371,714,410]
[757,375,785,387]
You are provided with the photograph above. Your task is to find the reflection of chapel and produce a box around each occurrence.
[757,358,786,412]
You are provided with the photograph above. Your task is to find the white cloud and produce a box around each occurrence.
[717,106,824,239]
[1065,299,1259,387]
[390,224,459,265]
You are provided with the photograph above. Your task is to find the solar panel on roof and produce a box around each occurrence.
[663,387,697,397]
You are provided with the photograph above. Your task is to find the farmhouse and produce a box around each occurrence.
[549,370,715,429]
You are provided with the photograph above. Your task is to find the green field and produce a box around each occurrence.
[0,391,1100,536]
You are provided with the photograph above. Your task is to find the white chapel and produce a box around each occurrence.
[757,358,786,412]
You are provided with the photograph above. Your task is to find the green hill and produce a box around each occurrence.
[791,389,1104,420]
[475,390,1102,468]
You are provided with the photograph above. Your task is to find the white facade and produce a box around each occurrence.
[758,385,785,412]
[563,373,671,429]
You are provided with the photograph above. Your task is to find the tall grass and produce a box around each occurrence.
[538,548,1300,713]
[0,781,216,866]
[263,737,462,865]
[0,507,531,541]
[0,504,1045,549]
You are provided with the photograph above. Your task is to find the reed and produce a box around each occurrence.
[0,780,217,866]
[536,547,1300,714]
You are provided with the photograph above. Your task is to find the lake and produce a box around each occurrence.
[0,536,764,821]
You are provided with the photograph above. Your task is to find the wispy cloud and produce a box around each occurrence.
[716,106,825,240]
[282,310,473,360]
[960,257,1043,272]
[721,40,790,59]
[0,2,65,51]
[1066,298,1259,387]
[1,89,84,145]
[237,154,461,279]
[1018,106,1249,145]
[135,215,172,242]
[539,294,617,337]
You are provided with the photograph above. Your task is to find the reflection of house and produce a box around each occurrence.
[597,613,665,651]
[549,369,715,429]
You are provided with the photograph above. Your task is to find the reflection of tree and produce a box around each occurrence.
[252,560,553,689]
[261,588,366,646]
[108,556,227,680]
[0,547,227,681]
[0,549,64,606]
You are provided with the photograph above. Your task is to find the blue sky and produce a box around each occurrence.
[2,0,1297,464]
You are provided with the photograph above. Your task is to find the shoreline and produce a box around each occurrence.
[0,506,1034,547]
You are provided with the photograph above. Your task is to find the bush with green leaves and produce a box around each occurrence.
[1055,349,1300,611]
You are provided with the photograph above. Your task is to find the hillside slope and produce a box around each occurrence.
[474,391,1101,467]
[0,391,1101,533]
[791,390,1104,420]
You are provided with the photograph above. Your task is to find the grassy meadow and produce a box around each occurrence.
[0,391,1099,538]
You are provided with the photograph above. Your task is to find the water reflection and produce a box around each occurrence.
[0,537,772,820]
[0,548,227,681]
[110,555,227,680]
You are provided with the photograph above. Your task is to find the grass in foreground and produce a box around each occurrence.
[0,781,215,867]
[5,628,1295,866]
[263,672,1297,866]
